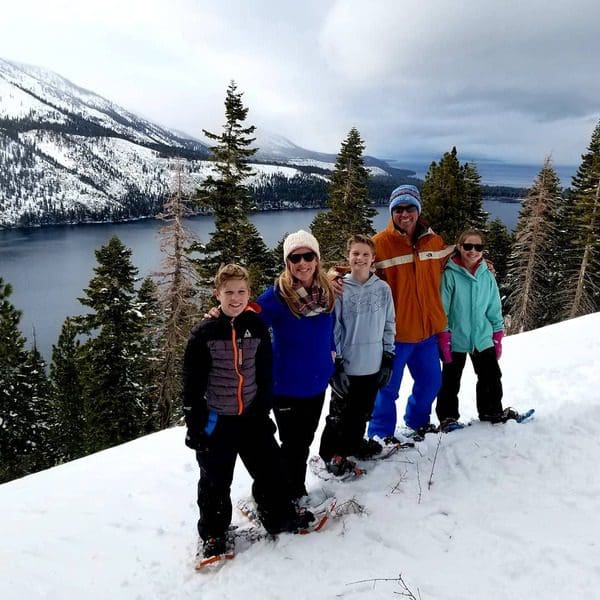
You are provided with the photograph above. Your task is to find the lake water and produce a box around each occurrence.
[0,201,519,360]
[393,161,577,188]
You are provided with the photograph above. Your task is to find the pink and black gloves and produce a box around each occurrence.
[492,331,504,360]
[437,331,452,364]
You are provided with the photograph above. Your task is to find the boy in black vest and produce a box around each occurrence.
[183,264,313,559]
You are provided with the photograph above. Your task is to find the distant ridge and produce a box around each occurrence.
[0,58,403,228]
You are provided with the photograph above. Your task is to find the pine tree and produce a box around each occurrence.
[191,81,276,292]
[421,148,487,243]
[485,218,513,305]
[49,317,85,463]
[462,162,488,231]
[0,279,52,482]
[310,127,376,264]
[561,121,600,319]
[505,157,562,333]
[135,277,162,433]
[75,236,146,454]
[21,344,53,469]
[155,165,202,428]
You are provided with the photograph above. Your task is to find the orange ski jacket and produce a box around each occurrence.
[373,219,454,343]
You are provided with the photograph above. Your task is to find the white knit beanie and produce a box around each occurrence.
[282,230,320,262]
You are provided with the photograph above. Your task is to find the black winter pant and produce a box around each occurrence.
[319,373,380,462]
[272,391,325,499]
[196,412,295,541]
[436,346,503,422]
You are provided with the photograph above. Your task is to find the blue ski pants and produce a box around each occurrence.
[367,335,442,437]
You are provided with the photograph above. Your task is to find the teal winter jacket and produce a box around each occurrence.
[440,258,504,353]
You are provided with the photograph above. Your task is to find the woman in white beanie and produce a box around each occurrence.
[257,230,336,500]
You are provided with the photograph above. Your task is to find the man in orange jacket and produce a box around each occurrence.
[367,185,453,441]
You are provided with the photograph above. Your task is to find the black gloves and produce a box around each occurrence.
[376,351,394,389]
[330,356,350,397]
[185,429,210,452]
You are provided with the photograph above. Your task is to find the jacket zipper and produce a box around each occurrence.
[230,320,244,415]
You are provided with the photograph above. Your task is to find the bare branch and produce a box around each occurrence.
[428,433,443,489]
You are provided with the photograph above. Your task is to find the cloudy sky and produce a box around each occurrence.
[1,0,598,165]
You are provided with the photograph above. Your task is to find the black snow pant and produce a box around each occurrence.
[196,412,295,541]
[435,346,503,422]
[319,373,380,462]
[272,391,325,500]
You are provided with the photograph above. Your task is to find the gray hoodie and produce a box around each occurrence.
[335,273,395,376]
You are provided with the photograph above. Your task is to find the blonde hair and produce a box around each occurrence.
[346,234,376,255]
[214,263,250,290]
[276,263,335,317]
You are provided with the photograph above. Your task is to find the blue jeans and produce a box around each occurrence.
[367,335,442,437]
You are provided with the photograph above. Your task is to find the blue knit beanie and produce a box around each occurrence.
[389,185,421,215]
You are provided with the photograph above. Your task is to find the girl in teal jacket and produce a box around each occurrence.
[435,229,511,429]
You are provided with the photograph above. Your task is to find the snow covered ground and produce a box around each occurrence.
[1,313,599,600]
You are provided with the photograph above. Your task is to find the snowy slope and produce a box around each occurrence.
[0,58,203,148]
[2,315,598,599]
[0,59,334,227]
[252,129,394,173]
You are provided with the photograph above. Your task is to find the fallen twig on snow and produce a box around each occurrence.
[427,433,443,489]
[346,573,422,598]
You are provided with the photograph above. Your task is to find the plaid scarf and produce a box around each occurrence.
[291,280,330,317]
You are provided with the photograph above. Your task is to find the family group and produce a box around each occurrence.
[183,184,514,560]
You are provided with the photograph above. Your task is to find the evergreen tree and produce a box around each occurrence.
[135,277,162,433]
[21,344,53,469]
[75,236,146,454]
[485,218,513,306]
[0,279,51,482]
[49,317,85,463]
[462,162,488,231]
[191,81,276,292]
[421,148,487,243]
[561,121,600,319]
[310,127,376,264]
[505,157,562,333]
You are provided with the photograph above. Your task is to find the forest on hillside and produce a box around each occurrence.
[1,82,597,485]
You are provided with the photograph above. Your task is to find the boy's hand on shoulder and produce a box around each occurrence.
[203,306,221,320]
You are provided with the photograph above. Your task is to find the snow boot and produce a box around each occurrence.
[353,438,383,459]
[202,535,228,558]
[480,407,519,424]
[326,454,359,477]
[371,434,402,448]
[438,418,465,433]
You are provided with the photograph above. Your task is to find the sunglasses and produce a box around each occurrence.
[462,243,484,252]
[392,205,418,214]
[288,251,317,264]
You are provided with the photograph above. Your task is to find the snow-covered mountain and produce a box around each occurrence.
[252,129,393,173]
[0,58,397,228]
[1,312,599,599]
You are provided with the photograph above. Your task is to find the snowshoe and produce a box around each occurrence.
[366,435,415,459]
[438,418,466,433]
[480,407,535,424]
[309,455,365,481]
[326,454,363,477]
[402,423,437,442]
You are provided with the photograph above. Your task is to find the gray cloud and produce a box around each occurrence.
[0,0,598,164]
